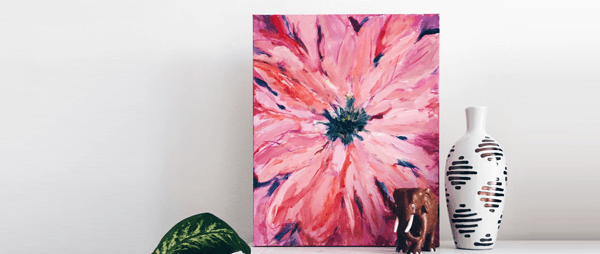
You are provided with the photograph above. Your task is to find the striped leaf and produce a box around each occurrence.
[152,213,250,254]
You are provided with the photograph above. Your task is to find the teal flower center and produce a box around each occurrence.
[322,97,370,146]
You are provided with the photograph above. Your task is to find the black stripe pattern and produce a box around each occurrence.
[478,178,505,213]
[474,233,493,246]
[451,204,483,239]
[476,136,503,162]
[498,215,503,229]
[447,156,476,189]
[448,145,455,158]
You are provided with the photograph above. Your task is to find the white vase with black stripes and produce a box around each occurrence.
[445,106,507,249]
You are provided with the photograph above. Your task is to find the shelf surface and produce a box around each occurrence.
[248,241,600,253]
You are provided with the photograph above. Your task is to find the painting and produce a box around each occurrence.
[253,14,439,246]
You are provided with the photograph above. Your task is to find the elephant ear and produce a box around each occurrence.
[421,189,433,214]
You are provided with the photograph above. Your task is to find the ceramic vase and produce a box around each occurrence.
[445,106,507,249]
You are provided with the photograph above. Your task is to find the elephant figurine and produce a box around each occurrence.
[393,188,439,253]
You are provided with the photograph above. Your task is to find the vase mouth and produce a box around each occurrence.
[465,106,487,133]
[466,106,487,111]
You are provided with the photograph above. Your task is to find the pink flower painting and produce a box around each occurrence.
[253,14,439,246]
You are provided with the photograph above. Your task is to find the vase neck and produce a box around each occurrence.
[466,106,487,133]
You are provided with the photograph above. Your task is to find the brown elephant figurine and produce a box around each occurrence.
[393,188,438,253]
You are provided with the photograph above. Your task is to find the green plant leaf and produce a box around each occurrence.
[152,213,250,254]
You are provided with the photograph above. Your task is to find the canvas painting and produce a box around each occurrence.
[253,14,439,246]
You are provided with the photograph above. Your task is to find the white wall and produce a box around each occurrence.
[1,0,600,253]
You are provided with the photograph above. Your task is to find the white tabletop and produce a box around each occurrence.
[249,241,600,254]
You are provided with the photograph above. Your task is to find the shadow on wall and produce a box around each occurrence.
[159,54,253,242]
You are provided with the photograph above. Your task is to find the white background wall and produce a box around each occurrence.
[2,0,600,253]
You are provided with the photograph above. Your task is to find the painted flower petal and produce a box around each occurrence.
[337,143,395,244]
[253,117,301,153]
[254,146,330,245]
[253,79,327,155]
[254,15,343,107]
[367,108,437,138]
[253,112,327,154]
[349,16,386,100]
[317,15,359,100]
[374,15,423,59]
[366,73,438,118]
[354,15,422,106]
[254,64,330,113]
[254,81,323,120]
[391,33,439,84]
[253,15,311,64]
[265,142,345,245]
[354,139,416,193]
[254,132,328,183]
[253,15,339,109]
[360,132,438,188]
[282,15,322,71]
[253,182,274,246]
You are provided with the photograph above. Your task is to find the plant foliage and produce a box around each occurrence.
[152,213,250,254]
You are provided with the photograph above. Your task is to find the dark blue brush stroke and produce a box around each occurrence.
[255,173,291,198]
[397,136,408,140]
[267,179,281,197]
[317,25,324,61]
[348,17,362,32]
[274,223,296,242]
[355,195,364,215]
[375,179,394,209]
[418,28,440,42]
[253,173,270,189]
[254,77,278,96]
[375,179,391,199]
[290,223,299,235]
[411,168,419,178]
[253,46,271,57]
[281,15,293,37]
[349,16,370,33]
[397,159,418,169]
[374,53,383,67]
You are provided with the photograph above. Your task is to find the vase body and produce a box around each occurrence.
[445,107,507,249]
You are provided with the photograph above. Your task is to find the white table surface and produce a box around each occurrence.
[249,241,600,253]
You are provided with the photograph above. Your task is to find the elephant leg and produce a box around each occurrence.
[407,239,424,254]
[422,233,436,252]
[396,233,408,252]
[423,215,438,252]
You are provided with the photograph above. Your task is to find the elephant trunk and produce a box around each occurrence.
[402,215,425,243]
